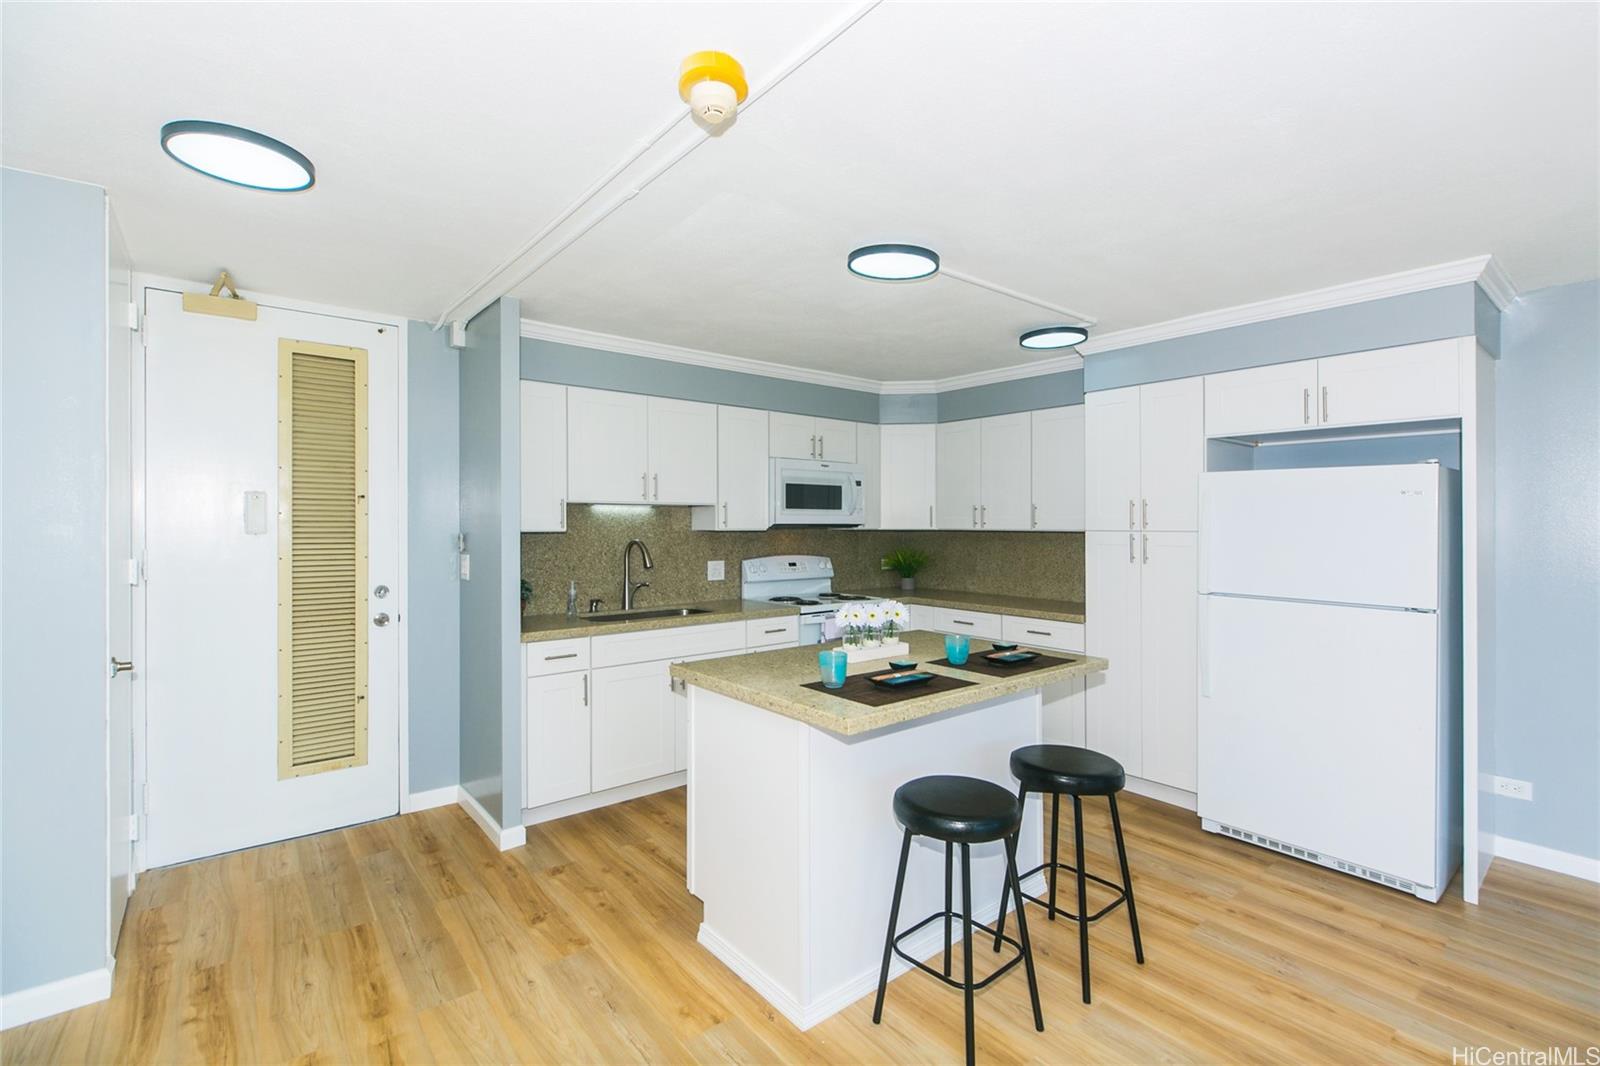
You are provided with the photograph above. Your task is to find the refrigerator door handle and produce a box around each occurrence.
[1198,595,1211,698]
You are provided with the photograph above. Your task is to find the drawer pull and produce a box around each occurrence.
[951,619,974,626]
[544,652,578,661]
[763,627,786,635]
[1025,629,1051,636]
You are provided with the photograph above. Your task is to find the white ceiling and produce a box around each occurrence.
[5,2,1596,380]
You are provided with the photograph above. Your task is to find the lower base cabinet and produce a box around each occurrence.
[590,659,676,792]
[525,671,591,808]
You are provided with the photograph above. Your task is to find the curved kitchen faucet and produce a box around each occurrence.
[622,539,654,610]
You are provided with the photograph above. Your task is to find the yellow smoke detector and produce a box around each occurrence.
[679,51,748,127]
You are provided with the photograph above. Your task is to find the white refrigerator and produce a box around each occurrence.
[1197,463,1461,902]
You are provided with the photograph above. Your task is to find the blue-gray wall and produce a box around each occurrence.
[1,168,110,994]
[406,322,460,794]
[1083,283,1478,392]
[938,369,1084,421]
[1491,279,1599,860]
[459,299,522,828]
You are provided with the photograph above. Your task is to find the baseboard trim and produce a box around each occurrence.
[403,785,458,813]
[456,786,527,851]
[697,870,1048,1032]
[1,965,113,1030]
[1122,775,1198,812]
[523,772,686,827]
[1489,835,1600,884]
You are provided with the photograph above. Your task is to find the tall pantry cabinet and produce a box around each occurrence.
[1084,377,1202,795]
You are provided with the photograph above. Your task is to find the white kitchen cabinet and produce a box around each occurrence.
[857,422,881,529]
[591,659,676,791]
[769,413,858,462]
[693,406,768,530]
[978,412,1031,530]
[1316,338,1460,428]
[1041,678,1086,747]
[932,607,1004,640]
[906,603,936,632]
[520,381,568,532]
[879,423,936,529]
[935,420,983,529]
[567,386,650,503]
[1204,361,1319,438]
[1085,530,1144,775]
[1029,405,1085,531]
[1139,532,1198,792]
[1138,377,1204,532]
[524,670,590,808]
[1085,386,1141,531]
[646,396,717,505]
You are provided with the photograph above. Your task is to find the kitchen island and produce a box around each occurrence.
[670,631,1107,1030]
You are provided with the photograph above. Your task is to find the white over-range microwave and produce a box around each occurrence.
[770,458,865,526]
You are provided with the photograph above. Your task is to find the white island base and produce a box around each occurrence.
[686,685,1048,1031]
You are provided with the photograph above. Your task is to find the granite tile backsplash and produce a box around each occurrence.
[521,505,1084,615]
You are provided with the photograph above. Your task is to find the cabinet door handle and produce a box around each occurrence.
[652,473,659,500]
[810,434,817,458]
[1129,533,1136,563]
[1031,502,1038,529]
[980,504,987,527]
[722,501,729,527]
[1128,499,1135,530]
[818,434,824,458]
[559,498,565,530]
[1142,498,1149,529]
[1302,387,1311,425]
[582,674,589,706]
[1321,385,1329,423]
[544,652,577,661]
[641,472,648,500]
[1142,534,1149,564]
[928,504,933,527]
[971,504,978,528]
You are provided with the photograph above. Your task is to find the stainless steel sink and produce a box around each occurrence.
[582,607,714,623]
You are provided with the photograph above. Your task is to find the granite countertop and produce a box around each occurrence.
[521,599,798,642]
[857,589,1087,625]
[670,631,1107,737]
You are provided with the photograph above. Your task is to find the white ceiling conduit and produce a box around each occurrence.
[938,266,1096,328]
[434,0,884,332]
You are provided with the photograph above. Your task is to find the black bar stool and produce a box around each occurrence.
[993,745,1144,1004]
[872,775,1043,1065]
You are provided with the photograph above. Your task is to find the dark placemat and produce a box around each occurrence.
[930,651,1080,679]
[802,671,977,707]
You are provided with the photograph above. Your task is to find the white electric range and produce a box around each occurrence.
[740,555,875,646]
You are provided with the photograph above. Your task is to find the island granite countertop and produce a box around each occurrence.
[670,630,1107,737]
[522,599,799,642]
[847,589,1087,625]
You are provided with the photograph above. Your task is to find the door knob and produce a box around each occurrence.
[373,613,391,627]
[373,584,389,599]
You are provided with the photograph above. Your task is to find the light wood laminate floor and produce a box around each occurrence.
[5,789,1596,1064]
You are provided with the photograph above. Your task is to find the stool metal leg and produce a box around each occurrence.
[1073,795,1091,1003]
[1005,831,1044,1032]
[1109,793,1144,965]
[992,783,1026,952]
[1048,792,1062,920]
[944,842,954,976]
[872,829,914,1024]
[960,842,975,1066]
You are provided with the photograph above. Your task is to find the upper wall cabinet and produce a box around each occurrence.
[878,423,936,530]
[691,405,770,531]
[935,419,983,529]
[520,381,567,532]
[1029,405,1085,531]
[1086,378,1203,532]
[770,412,857,462]
[1204,338,1464,438]
[936,415,1033,531]
[567,386,717,505]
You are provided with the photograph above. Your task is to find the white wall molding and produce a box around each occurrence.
[403,785,459,813]
[0,965,112,1030]
[456,786,527,851]
[521,255,1509,398]
[1489,835,1600,883]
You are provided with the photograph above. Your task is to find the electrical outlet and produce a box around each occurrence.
[880,556,892,570]
[1490,775,1533,801]
[458,553,471,580]
[707,560,725,581]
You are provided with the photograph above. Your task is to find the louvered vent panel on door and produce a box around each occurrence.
[278,340,368,778]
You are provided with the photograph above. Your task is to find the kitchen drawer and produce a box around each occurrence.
[592,620,744,668]
[932,607,1003,640]
[745,615,799,648]
[1003,615,1085,652]
[525,637,590,677]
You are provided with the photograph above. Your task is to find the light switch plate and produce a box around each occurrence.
[707,560,725,581]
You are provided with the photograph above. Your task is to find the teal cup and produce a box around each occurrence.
[818,649,848,688]
[944,633,970,665]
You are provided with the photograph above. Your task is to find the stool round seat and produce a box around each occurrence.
[1010,744,1126,796]
[893,775,1021,844]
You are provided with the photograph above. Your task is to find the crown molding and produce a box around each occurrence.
[1475,256,1519,311]
[1078,255,1510,356]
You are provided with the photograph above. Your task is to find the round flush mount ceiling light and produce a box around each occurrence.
[1019,324,1090,350]
[159,120,315,191]
[846,244,940,281]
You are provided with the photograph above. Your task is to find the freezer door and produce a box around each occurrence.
[1199,464,1442,610]
[1197,594,1441,886]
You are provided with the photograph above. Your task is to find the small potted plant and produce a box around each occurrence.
[884,548,929,592]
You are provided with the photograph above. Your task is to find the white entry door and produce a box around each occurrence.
[143,288,400,867]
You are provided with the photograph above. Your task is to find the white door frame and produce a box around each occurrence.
[129,272,410,873]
